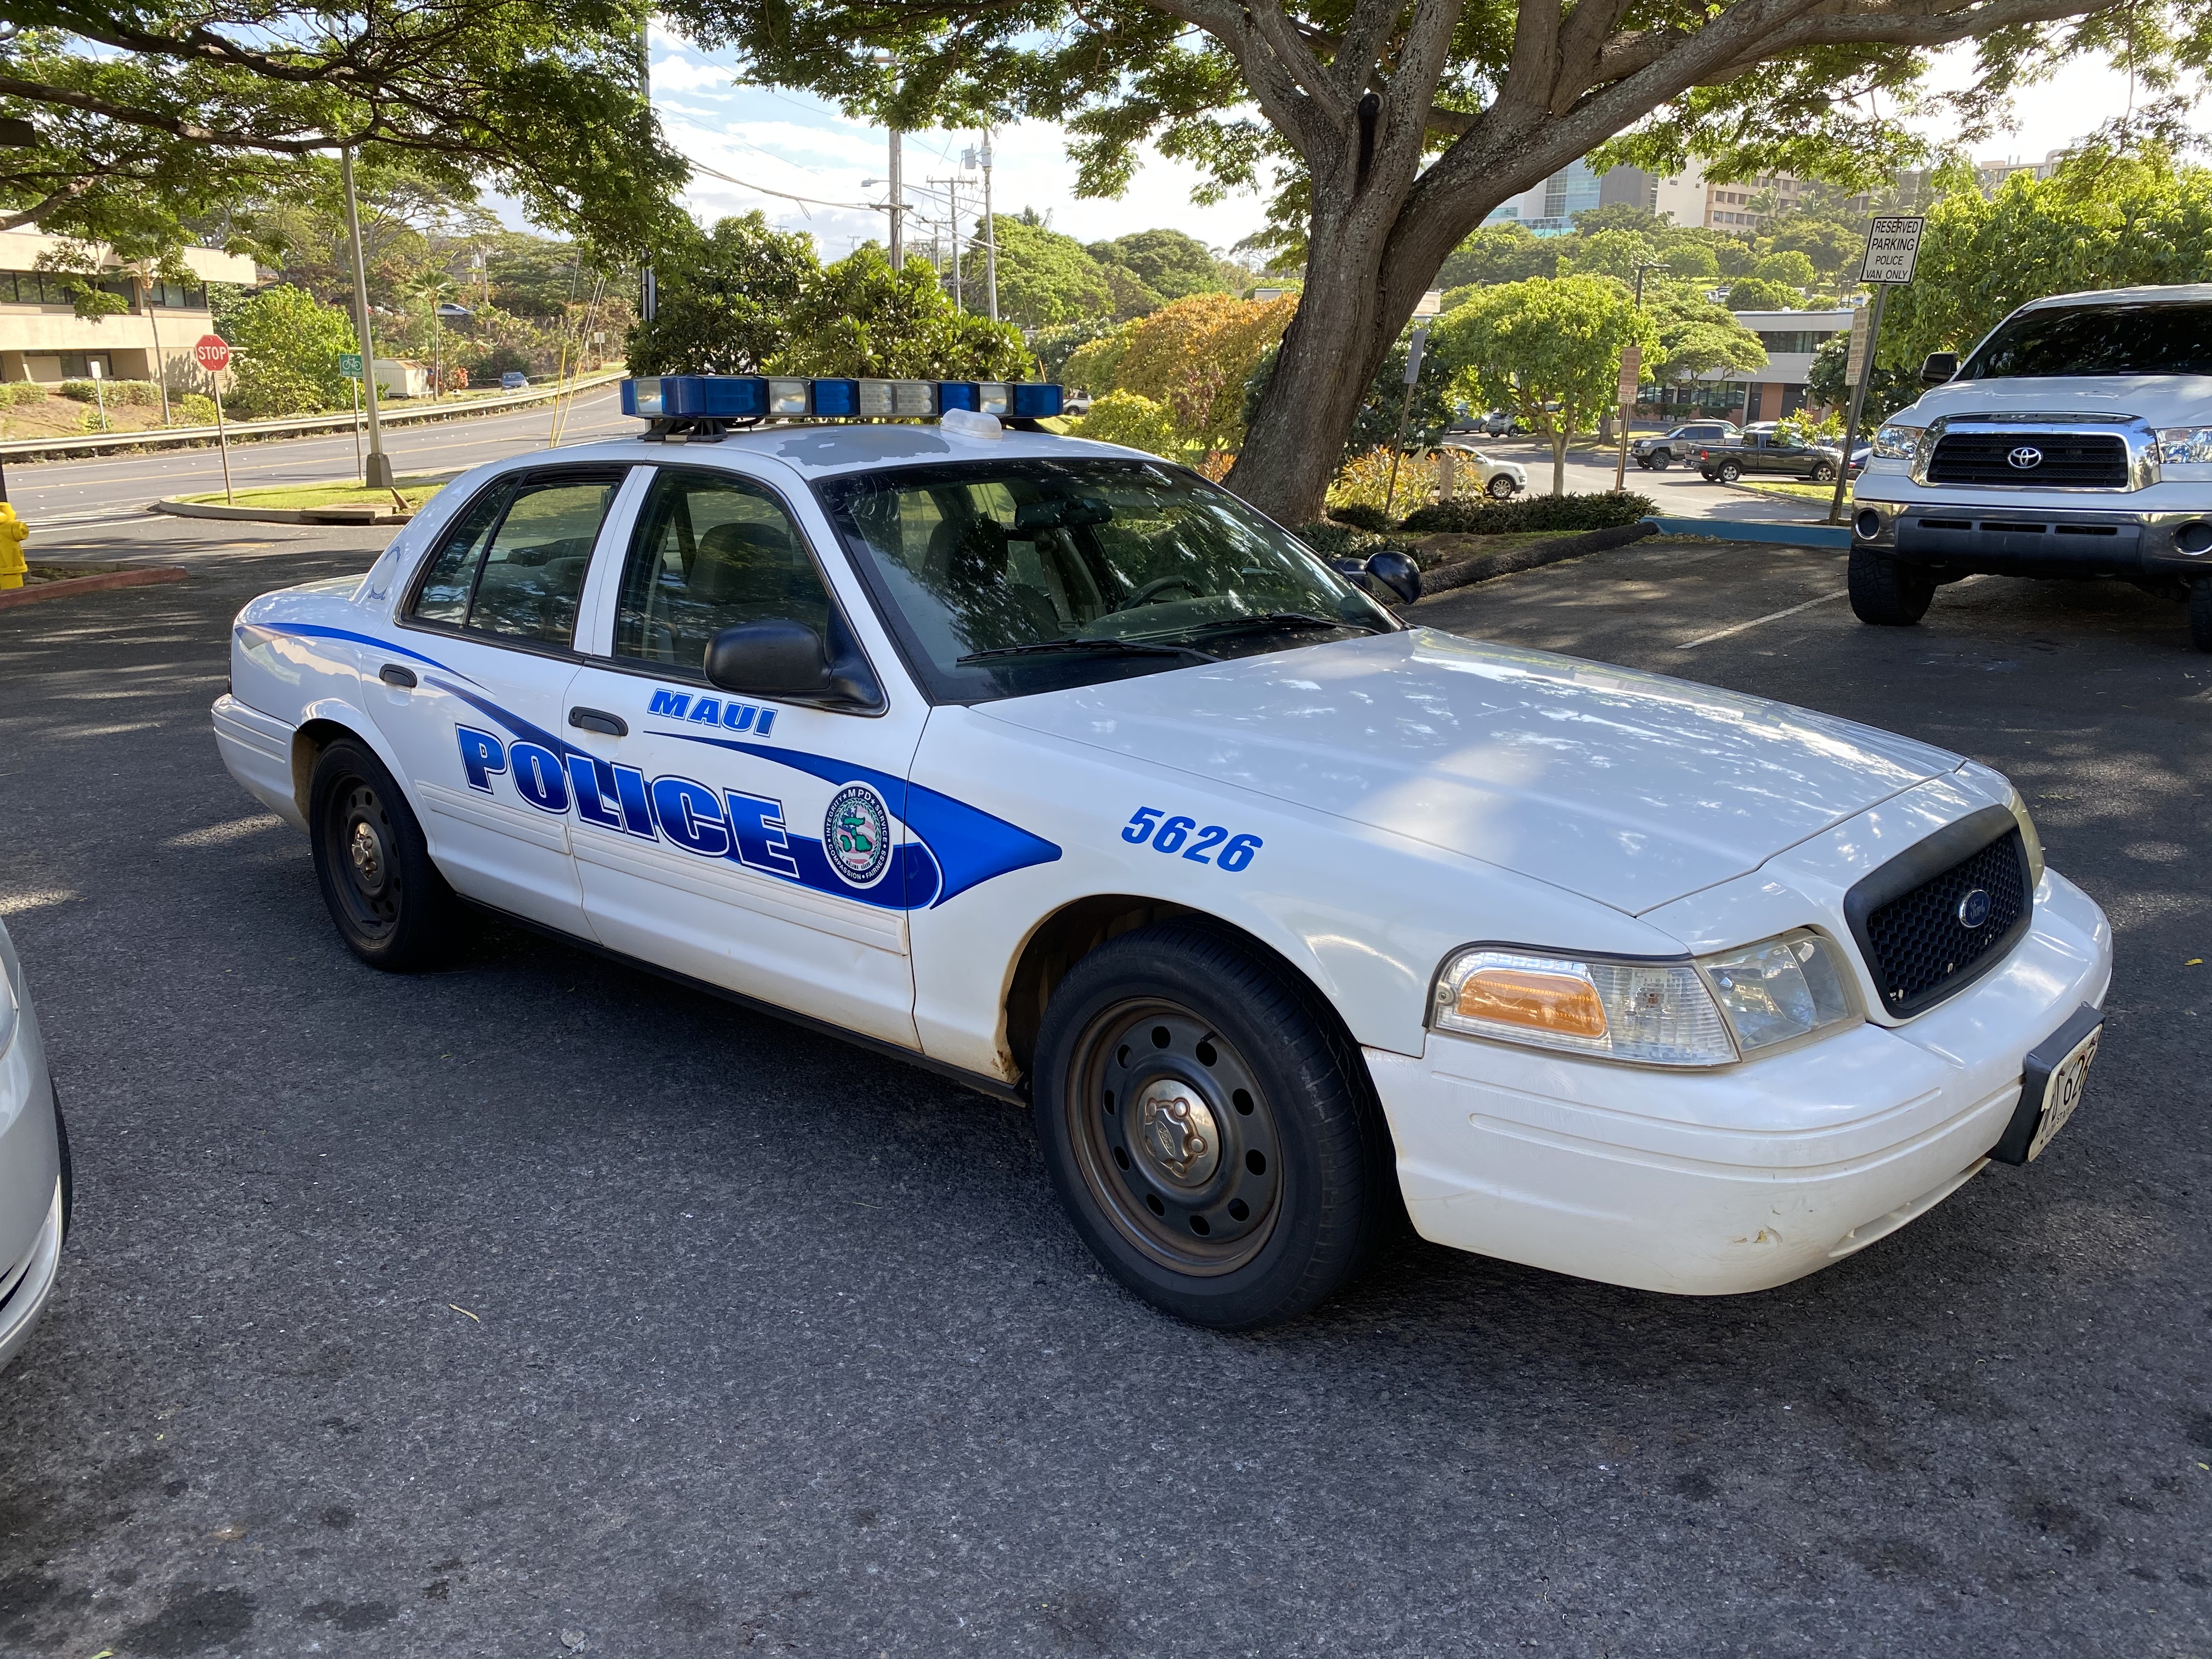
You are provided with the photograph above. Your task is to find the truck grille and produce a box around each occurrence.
[1856,827,2031,1016]
[1927,432,2129,488]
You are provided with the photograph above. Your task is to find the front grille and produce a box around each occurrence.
[1858,828,2031,1015]
[1927,432,2129,488]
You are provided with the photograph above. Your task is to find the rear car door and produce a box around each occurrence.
[561,464,929,1047]
[371,464,636,936]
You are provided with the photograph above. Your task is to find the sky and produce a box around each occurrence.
[639,25,2200,257]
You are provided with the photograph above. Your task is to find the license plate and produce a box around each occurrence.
[1992,1004,2102,1165]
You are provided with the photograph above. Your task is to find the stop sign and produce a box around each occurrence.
[194,334,230,373]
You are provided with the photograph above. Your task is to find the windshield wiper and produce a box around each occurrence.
[956,636,1216,665]
[1177,611,1384,640]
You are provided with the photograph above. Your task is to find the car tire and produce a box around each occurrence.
[308,736,459,970]
[2190,580,2212,652]
[1031,920,1394,1329]
[1810,461,1836,482]
[1486,474,1517,499]
[1649,455,1671,471]
[1848,545,1936,625]
[1717,460,1742,482]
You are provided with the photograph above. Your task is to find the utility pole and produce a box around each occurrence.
[965,137,998,320]
[637,16,656,323]
[340,143,394,489]
[930,176,965,310]
[889,130,904,267]
[1614,261,1667,490]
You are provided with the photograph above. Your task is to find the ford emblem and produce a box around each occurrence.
[1957,888,1993,929]
[2006,445,2044,470]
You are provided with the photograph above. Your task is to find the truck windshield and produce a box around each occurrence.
[817,457,1398,704]
[1963,303,2212,379]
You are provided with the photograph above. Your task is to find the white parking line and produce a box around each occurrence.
[1675,590,1849,649]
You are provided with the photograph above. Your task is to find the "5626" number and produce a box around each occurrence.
[1121,806,1263,872]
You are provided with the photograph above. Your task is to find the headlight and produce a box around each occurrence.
[1871,423,1924,459]
[2159,427,2212,464]
[1432,949,1735,1066]
[1696,930,1858,1056]
[2006,787,2046,885]
[1432,930,1861,1066]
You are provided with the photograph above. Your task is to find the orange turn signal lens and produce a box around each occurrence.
[1455,967,1609,1037]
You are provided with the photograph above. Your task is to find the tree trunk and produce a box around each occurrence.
[1551,428,1568,496]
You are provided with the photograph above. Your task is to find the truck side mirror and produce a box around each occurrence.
[1920,352,1959,386]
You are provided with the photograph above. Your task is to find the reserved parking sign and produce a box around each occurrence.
[1860,216,1926,284]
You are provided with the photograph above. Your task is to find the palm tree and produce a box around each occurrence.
[405,269,462,401]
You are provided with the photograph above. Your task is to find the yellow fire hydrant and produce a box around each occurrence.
[0,502,26,589]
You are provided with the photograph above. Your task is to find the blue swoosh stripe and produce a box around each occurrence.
[241,623,479,685]
[429,677,584,761]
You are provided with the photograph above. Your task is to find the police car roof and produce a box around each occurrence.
[545,422,1149,481]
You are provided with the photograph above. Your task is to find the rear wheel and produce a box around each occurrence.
[1810,461,1837,482]
[2190,579,2212,652]
[1717,460,1742,482]
[1848,545,1936,625]
[308,737,459,970]
[1032,922,1392,1328]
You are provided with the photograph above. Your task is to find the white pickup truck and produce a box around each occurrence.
[1848,283,2212,648]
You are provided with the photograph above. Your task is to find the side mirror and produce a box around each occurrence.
[1920,351,1959,386]
[704,620,879,708]
[1363,549,1422,606]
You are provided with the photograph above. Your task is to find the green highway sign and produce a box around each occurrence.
[338,353,364,378]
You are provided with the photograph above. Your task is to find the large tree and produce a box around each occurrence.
[667,0,2182,521]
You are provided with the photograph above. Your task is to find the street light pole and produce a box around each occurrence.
[638,16,656,323]
[1613,261,1668,492]
[979,134,997,321]
[341,143,394,489]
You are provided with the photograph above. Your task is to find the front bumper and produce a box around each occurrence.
[1852,489,2212,578]
[0,959,62,1375]
[1369,871,2112,1296]
[0,1180,63,1375]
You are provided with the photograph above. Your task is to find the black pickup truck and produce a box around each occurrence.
[1695,431,1847,483]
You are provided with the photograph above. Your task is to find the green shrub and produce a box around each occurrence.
[1398,490,1656,535]
[1,382,47,407]
[1291,521,1422,562]
[57,379,96,402]
[178,393,218,426]
[1327,502,1392,533]
[106,379,158,407]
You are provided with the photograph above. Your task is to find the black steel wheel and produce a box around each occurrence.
[1847,545,1936,625]
[1033,921,1393,1328]
[1717,459,1743,482]
[2190,579,2212,652]
[308,737,458,970]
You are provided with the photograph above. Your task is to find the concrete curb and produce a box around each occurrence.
[1413,522,1655,600]
[0,565,188,610]
[1639,515,1849,549]
[0,370,625,464]
[153,498,413,526]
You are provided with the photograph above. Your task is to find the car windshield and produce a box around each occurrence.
[817,458,1398,704]
[1964,303,2212,378]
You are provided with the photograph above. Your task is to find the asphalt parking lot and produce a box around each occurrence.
[1,517,2207,1658]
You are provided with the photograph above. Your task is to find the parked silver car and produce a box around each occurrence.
[0,916,65,1374]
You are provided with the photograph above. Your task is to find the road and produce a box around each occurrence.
[3,385,632,529]
[1479,433,1833,520]
[0,515,2205,1657]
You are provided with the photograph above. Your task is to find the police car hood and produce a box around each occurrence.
[978,628,1960,915]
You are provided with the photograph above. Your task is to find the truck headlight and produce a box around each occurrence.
[2005,786,2046,886]
[1871,423,1924,459]
[1432,930,1861,1065]
[2158,427,2212,464]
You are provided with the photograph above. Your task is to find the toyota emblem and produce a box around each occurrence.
[2006,445,2044,470]
[1957,888,1993,929]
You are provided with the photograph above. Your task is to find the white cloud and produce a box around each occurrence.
[650,55,739,95]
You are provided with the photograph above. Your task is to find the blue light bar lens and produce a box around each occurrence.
[811,379,858,417]
[936,382,979,413]
[1009,383,1064,418]
[625,376,1064,424]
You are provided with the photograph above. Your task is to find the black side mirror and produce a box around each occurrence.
[1921,351,1959,386]
[1363,549,1422,605]
[704,619,880,709]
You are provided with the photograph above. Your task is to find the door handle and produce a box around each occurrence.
[568,706,627,737]
[379,664,417,688]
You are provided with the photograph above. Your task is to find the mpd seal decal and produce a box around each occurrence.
[826,783,893,887]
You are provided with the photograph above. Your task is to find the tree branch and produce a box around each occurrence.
[0,71,338,152]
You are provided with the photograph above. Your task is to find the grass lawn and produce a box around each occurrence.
[1737,479,1850,501]
[178,478,450,511]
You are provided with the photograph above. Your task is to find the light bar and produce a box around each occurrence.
[623,375,1063,423]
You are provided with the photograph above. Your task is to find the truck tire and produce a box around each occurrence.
[1848,546,1936,625]
[1649,455,1671,471]
[1031,921,1393,1329]
[2190,580,2212,653]
[1810,461,1836,482]
[308,737,460,970]
[1716,460,1742,482]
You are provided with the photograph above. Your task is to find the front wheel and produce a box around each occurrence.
[1716,460,1743,483]
[308,737,460,970]
[1032,922,1393,1328]
[1848,545,1936,625]
[2190,579,2212,652]
[1486,474,1518,499]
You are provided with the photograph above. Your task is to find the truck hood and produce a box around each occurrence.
[1899,373,2212,430]
[978,629,1962,915]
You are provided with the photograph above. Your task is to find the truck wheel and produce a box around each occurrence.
[1717,460,1742,482]
[1848,546,1936,625]
[1032,921,1393,1329]
[2190,580,2212,652]
[1810,461,1837,482]
[1649,455,1671,471]
[308,737,459,970]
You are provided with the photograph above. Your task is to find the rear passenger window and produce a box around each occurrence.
[407,472,621,648]
[613,469,834,672]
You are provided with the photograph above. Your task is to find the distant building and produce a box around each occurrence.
[1483,159,1821,235]
[1655,308,1854,422]
[0,229,257,385]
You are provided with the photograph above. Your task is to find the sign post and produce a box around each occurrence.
[1829,215,1923,524]
[195,332,235,504]
[1384,289,1447,518]
[88,359,108,433]
[1612,344,1642,491]
[340,352,365,482]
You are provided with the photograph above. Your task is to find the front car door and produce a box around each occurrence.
[370,463,638,936]
[562,462,930,1047]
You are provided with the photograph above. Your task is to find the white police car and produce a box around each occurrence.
[210,375,2113,1328]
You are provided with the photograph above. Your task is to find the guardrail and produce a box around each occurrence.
[0,369,628,464]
